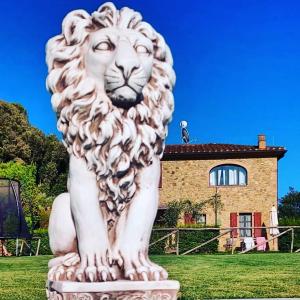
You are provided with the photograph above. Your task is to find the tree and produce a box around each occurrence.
[38,135,69,196]
[0,101,32,162]
[205,189,223,226]
[279,187,300,220]
[0,161,48,228]
[161,199,207,227]
[0,100,68,197]
[161,200,184,227]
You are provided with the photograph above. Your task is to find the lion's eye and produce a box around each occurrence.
[135,45,150,54]
[94,41,114,51]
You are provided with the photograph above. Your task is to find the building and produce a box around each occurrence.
[159,135,286,251]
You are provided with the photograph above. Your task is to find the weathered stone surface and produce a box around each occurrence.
[46,1,176,284]
[46,280,180,300]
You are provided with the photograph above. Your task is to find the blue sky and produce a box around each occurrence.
[0,0,299,197]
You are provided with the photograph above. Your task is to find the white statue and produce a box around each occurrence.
[46,2,175,283]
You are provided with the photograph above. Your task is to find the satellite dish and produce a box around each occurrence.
[180,121,190,144]
[180,120,187,128]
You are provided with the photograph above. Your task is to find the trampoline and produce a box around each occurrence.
[0,178,32,255]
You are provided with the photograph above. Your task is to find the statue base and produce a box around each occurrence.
[46,280,180,300]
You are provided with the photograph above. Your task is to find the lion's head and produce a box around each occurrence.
[46,2,175,219]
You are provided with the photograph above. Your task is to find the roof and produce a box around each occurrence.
[162,143,287,161]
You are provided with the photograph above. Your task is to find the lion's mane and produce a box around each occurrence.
[46,2,175,222]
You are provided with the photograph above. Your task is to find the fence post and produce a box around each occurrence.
[15,238,19,256]
[291,228,294,253]
[176,230,179,255]
[231,230,235,255]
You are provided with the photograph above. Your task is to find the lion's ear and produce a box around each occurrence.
[62,10,92,45]
[92,2,117,27]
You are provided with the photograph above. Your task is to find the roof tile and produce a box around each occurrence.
[164,143,286,155]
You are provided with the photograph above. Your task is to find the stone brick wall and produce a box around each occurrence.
[159,157,278,251]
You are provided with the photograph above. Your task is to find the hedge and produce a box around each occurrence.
[150,227,220,255]
[5,228,51,256]
[278,218,300,252]
[3,227,220,256]
[6,226,300,255]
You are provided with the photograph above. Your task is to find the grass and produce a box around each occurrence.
[0,253,299,299]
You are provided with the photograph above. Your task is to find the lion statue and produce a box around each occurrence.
[46,2,175,283]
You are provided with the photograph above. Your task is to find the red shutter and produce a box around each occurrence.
[230,212,238,238]
[254,212,262,237]
[184,212,193,225]
[158,162,162,188]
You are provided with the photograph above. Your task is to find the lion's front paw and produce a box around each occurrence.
[76,248,116,282]
[118,247,168,281]
[48,252,80,281]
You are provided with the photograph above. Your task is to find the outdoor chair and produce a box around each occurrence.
[224,238,234,251]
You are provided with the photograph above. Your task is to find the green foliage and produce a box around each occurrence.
[278,188,300,251]
[37,134,69,197]
[181,199,206,217]
[159,200,185,227]
[278,217,300,252]
[149,227,219,255]
[0,101,32,162]
[5,229,51,256]
[279,187,300,219]
[160,199,207,227]
[0,161,36,219]
[150,229,173,254]
[0,100,70,229]
[1,254,300,300]
[32,228,51,255]
[178,228,219,254]
[0,161,50,228]
[205,191,223,226]
[278,228,300,252]
[39,208,51,229]
[0,101,69,198]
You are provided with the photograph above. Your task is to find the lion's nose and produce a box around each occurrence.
[115,40,140,80]
[115,61,139,80]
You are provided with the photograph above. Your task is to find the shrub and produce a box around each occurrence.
[278,217,300,252]
[159,199,207,227]
[0,161,52,228]
[149,226,219,255]
[32,228,51,255]
[149,229,172,255]
[178,227,219,254]
[4,228,52,256]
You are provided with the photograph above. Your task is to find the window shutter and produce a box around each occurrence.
[230,212,238,238]
[253,212,262,237]
[184,212,194,225]
[158,162,162,188]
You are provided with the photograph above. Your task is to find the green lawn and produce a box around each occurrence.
[0,253,299,300]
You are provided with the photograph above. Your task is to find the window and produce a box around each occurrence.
[209,165,247,186]
[239,213,252,237]
[195,214,206,225]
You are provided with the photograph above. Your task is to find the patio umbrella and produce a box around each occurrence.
[270,205,280,236]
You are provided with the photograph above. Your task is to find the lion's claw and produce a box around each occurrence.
[75,267,85,282]
[119,248,168,281]
[85,266,97,282]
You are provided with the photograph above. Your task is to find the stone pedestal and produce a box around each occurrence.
[46,280,180,300]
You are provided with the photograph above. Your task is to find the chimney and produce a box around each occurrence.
[258,134,266,150]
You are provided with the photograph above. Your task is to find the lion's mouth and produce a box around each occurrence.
[110,95,143,109]
[106,84,144,109]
